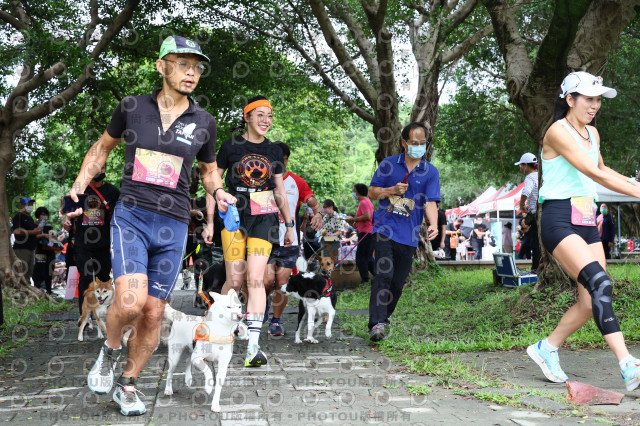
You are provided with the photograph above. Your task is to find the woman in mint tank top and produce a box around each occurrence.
[526,72,640,392]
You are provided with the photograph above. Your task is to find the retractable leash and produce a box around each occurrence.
[197,201,240,309]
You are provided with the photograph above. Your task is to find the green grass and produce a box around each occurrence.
[337,264,640,381]
[0,296,72,357]
[474,391,521,406]
[406,384,432,395]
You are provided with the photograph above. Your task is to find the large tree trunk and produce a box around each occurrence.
[0,0,140,304]
[0,131,17,278]
[373,118,403,163]
[411,63,441,161]
[410,66,442,267]
[0,131,52,303]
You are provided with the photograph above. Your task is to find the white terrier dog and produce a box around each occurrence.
[163,289,244,412]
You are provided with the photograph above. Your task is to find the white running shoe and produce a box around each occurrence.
[87,342,121,394]
[113,376,146,416]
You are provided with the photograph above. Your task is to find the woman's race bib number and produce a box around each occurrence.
[570,196,596,226]
[250,191,279,215]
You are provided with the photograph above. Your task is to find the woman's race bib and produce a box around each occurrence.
[250,190,279,215]
[570,197,596,226]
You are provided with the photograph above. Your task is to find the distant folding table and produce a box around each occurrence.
[493,252,537,287]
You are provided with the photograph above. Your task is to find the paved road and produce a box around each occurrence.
[0,285,638,425]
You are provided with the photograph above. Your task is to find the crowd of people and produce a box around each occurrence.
[8,34,640,416]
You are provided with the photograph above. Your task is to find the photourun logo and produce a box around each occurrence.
[186,40,196,47]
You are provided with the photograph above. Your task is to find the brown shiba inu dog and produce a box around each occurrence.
[77,278,114,341]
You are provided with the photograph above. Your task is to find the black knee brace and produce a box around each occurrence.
[577,261,620,335]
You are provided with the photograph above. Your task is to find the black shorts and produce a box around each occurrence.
[267,245,299,269]
[540,199,601,253]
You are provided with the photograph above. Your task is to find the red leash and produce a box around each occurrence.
[334,173,410,270]
[333,208,390,270]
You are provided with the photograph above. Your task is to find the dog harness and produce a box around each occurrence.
[193,322,235,345]
[192,291,236,345]
[321,279,333,297]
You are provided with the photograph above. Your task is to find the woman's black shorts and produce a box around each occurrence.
[540,199,601,253]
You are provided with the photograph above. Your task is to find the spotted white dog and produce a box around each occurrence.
[281,257,336,344]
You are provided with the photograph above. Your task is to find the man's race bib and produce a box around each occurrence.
[250,190,279,215]
[570,196,596,226]
[388,195,415,218]
[132,148,183,189]
[82,208,105,226]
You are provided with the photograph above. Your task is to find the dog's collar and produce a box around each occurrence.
[194,322,235,344]
[321,279,333,298]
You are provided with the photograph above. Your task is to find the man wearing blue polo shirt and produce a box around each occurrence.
[368,122,440,342]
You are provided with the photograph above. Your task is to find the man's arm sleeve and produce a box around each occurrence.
[370,159,391,188]
[196,116,217,163]
[215,140,228,170]
[105,98,129,139]
[521,176,533,197]
[293,175,314,203]
[425,166,441,202]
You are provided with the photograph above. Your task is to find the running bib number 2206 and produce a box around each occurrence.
[570,196,596,226]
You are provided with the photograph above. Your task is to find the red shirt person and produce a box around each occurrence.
[346,183,375,284]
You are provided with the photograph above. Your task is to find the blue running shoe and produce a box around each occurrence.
[526,341,568,383]
[621,358,640,391]
[268,319,285,336]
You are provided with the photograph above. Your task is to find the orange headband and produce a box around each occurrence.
[243,99,272,115]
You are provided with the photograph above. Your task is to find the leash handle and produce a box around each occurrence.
[198,291,212,308]
[197,279,211,308]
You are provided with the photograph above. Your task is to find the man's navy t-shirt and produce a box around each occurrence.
[106,90,217,224]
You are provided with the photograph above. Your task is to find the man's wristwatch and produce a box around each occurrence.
[285,221,295,228]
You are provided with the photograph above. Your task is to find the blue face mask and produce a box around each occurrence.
[407,144,426,159]
[352,192,358,201]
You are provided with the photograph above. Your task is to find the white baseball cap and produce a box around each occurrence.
[560,71,616,99]
[514,152,537,166]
